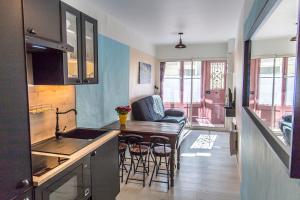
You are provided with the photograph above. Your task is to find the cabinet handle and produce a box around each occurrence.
[16,179,31,189]
[27,28,36,35]
[83,79,89,84]
[84,188,90,196]
[91,151,97,156]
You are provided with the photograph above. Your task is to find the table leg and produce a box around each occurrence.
[177,146,181,170]
[170,148,175,187]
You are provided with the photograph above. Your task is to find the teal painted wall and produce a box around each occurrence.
[76,35,129,128]
[241,0,300,199]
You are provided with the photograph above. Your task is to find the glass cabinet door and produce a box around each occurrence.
[61,3,82,84]
[82,14,98,84]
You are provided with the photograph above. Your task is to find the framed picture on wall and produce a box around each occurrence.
[138,62,151,84]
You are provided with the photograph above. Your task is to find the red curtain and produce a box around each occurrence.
[159,62,166,99]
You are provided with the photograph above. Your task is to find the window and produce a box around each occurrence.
[210,62,225,90]
[163,62,181,103]
[258,58,283,105]
[249,56,295,145]
[286,57,296,106]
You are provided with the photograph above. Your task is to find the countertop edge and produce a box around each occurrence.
[32,130,120,186]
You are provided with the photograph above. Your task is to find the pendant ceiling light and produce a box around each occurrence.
[175,32,186,49]
[290,36,297,42]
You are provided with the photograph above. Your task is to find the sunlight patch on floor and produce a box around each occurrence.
[190,134,217,150]
[180,152,212,157]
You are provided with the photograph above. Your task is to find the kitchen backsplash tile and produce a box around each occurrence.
[28,85,76,144]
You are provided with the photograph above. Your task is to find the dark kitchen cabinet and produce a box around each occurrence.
[90,136,120,200]
[0,1,32,200]
[61,2,83,84]
[23,0,61,42]
[29,2,98,85]
[81,14,98,84]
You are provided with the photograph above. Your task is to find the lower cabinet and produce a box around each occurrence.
[34,156,91,200]
[17,189,33,200]
[90,136,120,200]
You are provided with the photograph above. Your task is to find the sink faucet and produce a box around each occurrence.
[55,108,77,139]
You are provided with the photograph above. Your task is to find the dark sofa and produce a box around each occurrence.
[131,95,186,128]
[278,114,292,145]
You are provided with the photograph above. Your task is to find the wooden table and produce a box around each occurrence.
[102,120,183,187]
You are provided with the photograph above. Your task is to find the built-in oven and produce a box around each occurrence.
[34,155,91,200]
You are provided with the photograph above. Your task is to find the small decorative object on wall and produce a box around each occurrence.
[115,105,132,125]
[138,62,151,84]
[154,85,159,95]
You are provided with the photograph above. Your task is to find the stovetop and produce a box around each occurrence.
[31,154,69,177]
[31,137,92,155]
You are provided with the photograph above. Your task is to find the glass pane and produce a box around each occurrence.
[183,62,192,103]
[49,176,78,200]
[258,77,273,105]
[163,62,181,103]
[249,0,298,147]
[66,12,79,78]
[285,57,296,106]
[85,21,95,78]
[210,62,225,90]
[192,61,202,103]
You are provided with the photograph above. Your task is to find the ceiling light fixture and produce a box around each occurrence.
[175,33,186,49]
[290,36,297,42]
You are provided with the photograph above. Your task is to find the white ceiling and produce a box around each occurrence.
[253,0,298,40]
[92,0,244,45]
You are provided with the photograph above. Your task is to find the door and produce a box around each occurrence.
[23,0,61,42]
[91,137,119,200]
[0,1,32,199]
[194,61,226,128]
[43,165,89,200]
[81,14,98,84]
[61,2,83,84]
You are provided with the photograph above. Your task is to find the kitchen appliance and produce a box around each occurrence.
[31,154,69,177]
[34,155,91,200]
[31,137,91,155]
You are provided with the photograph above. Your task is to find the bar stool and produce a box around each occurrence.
[149,136,171,189]
[125,134,149,187]
[118,135,128,183]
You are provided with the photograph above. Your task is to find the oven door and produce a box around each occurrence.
[42,159,91,200]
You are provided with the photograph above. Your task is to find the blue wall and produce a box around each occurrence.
[76,35,129,128]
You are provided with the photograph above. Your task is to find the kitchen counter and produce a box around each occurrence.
[32,130,120,186]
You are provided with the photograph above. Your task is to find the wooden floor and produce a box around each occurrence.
[117,130,240,200]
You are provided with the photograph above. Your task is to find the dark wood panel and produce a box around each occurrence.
[91,136,120,200]
[0,0,32,199]
[102,121,182,136]
[290,1,300,178]
[81,13,98,84]
[23,0,61,42]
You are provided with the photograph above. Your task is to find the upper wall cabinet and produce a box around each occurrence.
[23,0,61,42]
[81,14,98,84]
[61,3,83,84]
[25,1,98,85]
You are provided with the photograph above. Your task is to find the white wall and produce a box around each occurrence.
[129,48,158,104]
[252,37,296,57]
[61,0,155,56]
[156,42,228,60]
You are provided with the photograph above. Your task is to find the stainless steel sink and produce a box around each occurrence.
[61,128,108,140]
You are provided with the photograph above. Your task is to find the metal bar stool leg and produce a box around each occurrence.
[149,156,157,186]
[125,154,134,184]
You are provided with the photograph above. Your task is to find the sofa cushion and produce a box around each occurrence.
[132,95,165,121]
[157,115,186,124]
